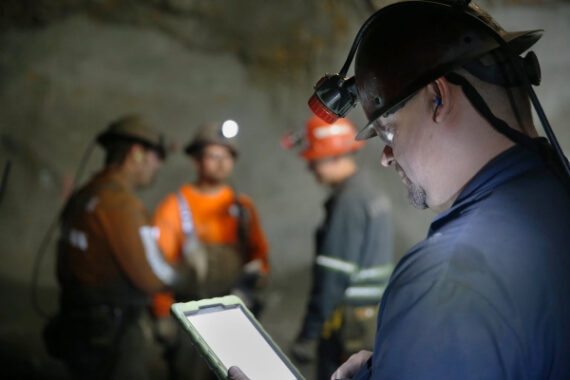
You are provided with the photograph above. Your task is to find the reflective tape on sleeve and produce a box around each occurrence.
[352,264,394,282]
[68,228,88,251]
[316,255,357,274]
[139,226,177,286]
[344,284,387,300]
[176,192,194,235]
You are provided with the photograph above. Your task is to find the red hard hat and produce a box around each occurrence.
[298,116,364,161]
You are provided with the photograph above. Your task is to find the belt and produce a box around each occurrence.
[61,303,143,323]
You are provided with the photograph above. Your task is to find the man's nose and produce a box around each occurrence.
[381,145,395,167]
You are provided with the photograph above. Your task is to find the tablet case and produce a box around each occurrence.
[170,295,304,380]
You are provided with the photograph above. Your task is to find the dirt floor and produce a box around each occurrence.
[0,270,318,379]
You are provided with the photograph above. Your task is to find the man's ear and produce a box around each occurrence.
[428,77,453,123]
[190,154,200,170]
[131,144,145,163]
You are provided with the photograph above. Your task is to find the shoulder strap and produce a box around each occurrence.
[175,191,194,236]
[230,187,250,255]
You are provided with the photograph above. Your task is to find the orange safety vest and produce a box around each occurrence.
[151,184,269,317]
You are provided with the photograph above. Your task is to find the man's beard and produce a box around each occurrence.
[407,182,428,209]
[203,175,226,186]
[396,164,428,209]
[203,167,231,185]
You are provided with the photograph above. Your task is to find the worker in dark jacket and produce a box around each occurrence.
[45,114,197,380]
[283,116,393,380]
[317,1,570,379]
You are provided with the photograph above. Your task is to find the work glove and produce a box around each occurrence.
[181,235,208,285]
[154,316,179,347]
[237,259,268,289]
[290,336,318,364]
[231,259,268,316]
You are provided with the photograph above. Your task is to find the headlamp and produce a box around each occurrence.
[221,120,239,139]
[307,0,569,181]
[308,75,358,124]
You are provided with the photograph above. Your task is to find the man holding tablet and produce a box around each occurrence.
[229,0,570,379]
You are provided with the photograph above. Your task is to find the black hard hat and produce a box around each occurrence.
[354,0,542,140]
[184,121,239,158]
[96,114,167,159]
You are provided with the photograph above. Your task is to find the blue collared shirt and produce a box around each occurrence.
[355,143,570,379]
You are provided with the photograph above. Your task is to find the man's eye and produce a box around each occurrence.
[372,122,394,146]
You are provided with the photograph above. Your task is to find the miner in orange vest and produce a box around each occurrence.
[151,120,270,380]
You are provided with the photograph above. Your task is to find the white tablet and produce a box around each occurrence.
[171,295,304,380]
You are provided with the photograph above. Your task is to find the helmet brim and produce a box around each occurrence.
[355,28,543,142]
[97,132,167,160]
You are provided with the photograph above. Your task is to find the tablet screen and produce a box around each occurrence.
[185,306,299,380]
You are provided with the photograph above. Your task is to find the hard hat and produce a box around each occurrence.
[284,116,364,161]
[184,121,239,158]
[96,114,167,159]
[353,0,542,140]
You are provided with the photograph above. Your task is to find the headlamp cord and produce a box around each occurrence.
[338,0,473,77]
[30,139,96,320]
[0,160,11,209]
[338,8,384,77]
[503,46,570,180]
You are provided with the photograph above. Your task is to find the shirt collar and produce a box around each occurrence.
[429,141,546,233]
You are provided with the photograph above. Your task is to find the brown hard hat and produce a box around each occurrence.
[97,114,167,159]
[184,121,239,158]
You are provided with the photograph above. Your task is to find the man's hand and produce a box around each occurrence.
[330,350,373,380]
[154,316,179,346]
[181,236,208,284]
[228,366,250,380]
[290,337,318,363]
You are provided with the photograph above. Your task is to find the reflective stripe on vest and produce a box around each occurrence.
[316,255,358,274]
[346,264,392,301]
[344,284,388,301]
[351,263,393,283]
[176,191,194,236]
[316,255,393,302]
[139,225,177,286]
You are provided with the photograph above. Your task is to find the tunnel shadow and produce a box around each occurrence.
[0,267,318,379]
[0,277,66,379]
